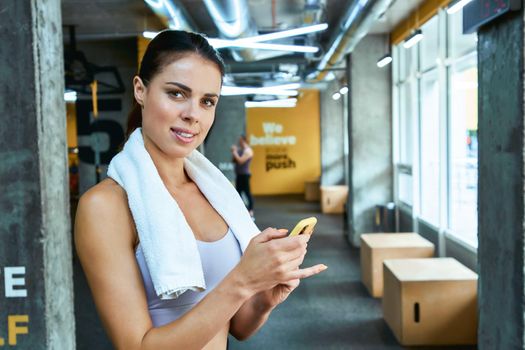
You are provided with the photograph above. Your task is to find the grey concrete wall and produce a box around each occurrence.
[0,0,75,348]
[477,8,525,348]
[320,80,345,186]
[205,96,247,181]
[347,35,393,246]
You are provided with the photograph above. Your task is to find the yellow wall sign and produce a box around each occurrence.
[246,90,321,195]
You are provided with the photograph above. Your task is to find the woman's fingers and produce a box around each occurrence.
[255,228,288,243]
[287,264,328,280]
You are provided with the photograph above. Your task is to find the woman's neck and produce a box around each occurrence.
[143,133,190,189]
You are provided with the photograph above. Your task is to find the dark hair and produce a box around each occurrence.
[126,30,225,137]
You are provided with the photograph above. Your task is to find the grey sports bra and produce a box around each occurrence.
[135,228,242,327]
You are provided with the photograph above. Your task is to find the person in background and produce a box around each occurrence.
[232,135,255,218]
[74,30,326,350]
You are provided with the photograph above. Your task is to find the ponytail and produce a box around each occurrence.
[126,101,142,138]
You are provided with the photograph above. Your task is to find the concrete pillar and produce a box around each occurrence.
[347,35,393,246]
[477,8,525,348]
[205,96,247,181]
[320,80,346,186]
[0,1,75,349]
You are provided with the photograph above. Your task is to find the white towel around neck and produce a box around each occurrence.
[107,128,260,299]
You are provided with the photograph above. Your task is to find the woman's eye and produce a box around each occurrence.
[202,98,216,107]
[168,90,183,98]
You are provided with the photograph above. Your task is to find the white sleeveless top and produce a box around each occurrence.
[135,228,242,327]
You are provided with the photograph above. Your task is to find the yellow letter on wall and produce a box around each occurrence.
[8,315,29,345]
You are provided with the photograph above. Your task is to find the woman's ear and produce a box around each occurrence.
[133,76,146,107]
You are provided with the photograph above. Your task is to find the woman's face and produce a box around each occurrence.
[134,53,222,158]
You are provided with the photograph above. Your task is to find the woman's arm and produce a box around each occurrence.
[230,258,326,340]
[75,181,321,349]
[232,147,253,165]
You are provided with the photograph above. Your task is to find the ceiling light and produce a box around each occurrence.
[208,39,319,53]
[235,23,328,44]
[446,0,474,15]
[377,54,392,68]
[143,31,158,39]
[144,23,328,52]
[64,90,77,102]
[332,92,341,100]
[264,83,301,90]
[403,29,423,49]
[245,98,297,108]
[221,86,298,96]
[339,86,349,95]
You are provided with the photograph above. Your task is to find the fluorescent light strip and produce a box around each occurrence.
[403,31,423,49]
[64,91,77,102]
[143,31,158,39]
[447,0,474,14]
[221,86,298,96]
[377,55,392,68]
[235,23,328,44]
[267,83,301,90]
[144,23,328,52]
[208,38,318,52]
[245,98,297,108]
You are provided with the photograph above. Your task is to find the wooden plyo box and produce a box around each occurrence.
[320,185,348,214]
[360,233,434,297]
[304,179,320,202]
[382,258,478,346]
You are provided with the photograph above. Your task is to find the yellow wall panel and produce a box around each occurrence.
[246,90,321,195]
[138,36,151,68]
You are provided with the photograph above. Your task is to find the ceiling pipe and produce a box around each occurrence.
[144,0,196,32]
[308,0,393,82]
[203,0,289,62]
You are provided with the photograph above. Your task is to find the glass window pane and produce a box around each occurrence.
[393,45,399,83]
[420,70,440,225]
[399,173,413,205]
[448,8,477,58]
[399,43,416,82]
[399,81,413,165]
[449,62,478,247]
[421,16,439,71]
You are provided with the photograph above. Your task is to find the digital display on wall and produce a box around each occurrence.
[463,0,521,34]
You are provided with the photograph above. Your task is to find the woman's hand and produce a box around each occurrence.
[257,279,301,309]
[232,228,327,299]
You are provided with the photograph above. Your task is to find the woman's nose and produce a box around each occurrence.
[180,100,200,122]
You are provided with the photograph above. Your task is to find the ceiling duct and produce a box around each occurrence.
[144,0,196,31]
[203,0,262,62]
[309,0,393,81]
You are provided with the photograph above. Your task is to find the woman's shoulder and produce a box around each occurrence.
[75,178,136,247]
[78,178,128,213]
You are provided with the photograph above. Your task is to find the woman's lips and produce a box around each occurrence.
[170,127,197,144]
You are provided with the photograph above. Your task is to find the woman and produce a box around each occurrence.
[75,30,326,350]
[231,135,254,217]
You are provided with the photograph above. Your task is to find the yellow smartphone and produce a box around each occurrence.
[288,217,317,237]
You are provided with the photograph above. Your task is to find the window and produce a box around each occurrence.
[419,70,440,225]
[421,16,439,71]
[392,9,478,248]
[448,58,478,246]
